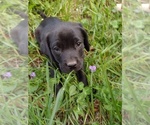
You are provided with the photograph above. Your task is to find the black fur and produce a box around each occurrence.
[35,14,89,95]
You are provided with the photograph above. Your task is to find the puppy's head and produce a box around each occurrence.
[37,22,89,73]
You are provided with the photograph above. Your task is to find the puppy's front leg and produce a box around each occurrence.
[76,70,88,86]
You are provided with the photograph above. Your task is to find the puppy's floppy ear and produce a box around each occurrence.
[40,33,52,58]
[35,27,42,45]
[78,24,90,51]
[35,29,53,61]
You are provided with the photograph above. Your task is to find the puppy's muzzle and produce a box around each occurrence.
[66,60,77,69]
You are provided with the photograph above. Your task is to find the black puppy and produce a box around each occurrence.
[10,11,28,55]
[35,13,89,94]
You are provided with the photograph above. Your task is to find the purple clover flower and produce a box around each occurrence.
[2,72,12,78]
[29,72,36,79]
[89,65,96,72]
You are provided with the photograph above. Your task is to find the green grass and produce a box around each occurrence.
[1,0,150,125]
[0,0,28,125]
[28,0,122,125]
[122,1,150,124]
[0,0,122,125]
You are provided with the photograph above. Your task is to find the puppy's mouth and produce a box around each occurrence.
[61,67,82,73]
[60,64,82,73]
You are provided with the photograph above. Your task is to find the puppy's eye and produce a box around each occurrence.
[53,46,60,52]
[76,41,81,46]
[74,38,81,47]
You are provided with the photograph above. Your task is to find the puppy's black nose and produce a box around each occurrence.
[66,60,77,68]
